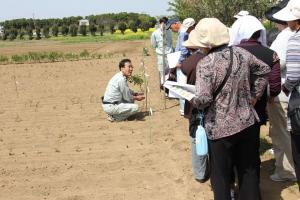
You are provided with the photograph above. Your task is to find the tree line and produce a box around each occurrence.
[0,12,157,41]
[168,0,277,26]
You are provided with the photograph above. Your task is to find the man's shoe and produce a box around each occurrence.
[107,114,115,122]
[270,173,297,182]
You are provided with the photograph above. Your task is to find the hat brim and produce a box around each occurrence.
[265,7,287,25]
[183,39,206,48]
[166,24,172,30]
[273,6,300,21]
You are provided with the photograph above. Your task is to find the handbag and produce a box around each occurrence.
[195,111,208,156]
[288,87,300,133]
[195,47,233,156]
[289,108,300,133]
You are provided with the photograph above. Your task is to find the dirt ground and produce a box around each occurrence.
[0,40,299,200]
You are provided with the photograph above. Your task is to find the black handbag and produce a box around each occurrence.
[289,108,300,133]
[288,87,300,133]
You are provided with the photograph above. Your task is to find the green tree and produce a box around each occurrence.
[27,27,33,40]
[43,26,50,38]
[61,25,69,36]
[52,25,59,37]
[140,21,151,32]
[69,24,78,37]
[36,27,41,40]
[9,28,18,40]
[98,24,105,36]
[79,25,87,36]
[118,22,127,34]
[89,23,97,36]
[109,24,115,34]
[169,0,277,26]
[129,21,138,33]
[19,29,26,40]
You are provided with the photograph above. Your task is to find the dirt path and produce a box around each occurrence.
[0,40,299,200]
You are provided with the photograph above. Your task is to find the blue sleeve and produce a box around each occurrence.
[178,32,190,64]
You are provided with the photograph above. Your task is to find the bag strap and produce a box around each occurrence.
[213,47,233,100]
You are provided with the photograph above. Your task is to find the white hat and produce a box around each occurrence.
[234,10,249,19]
[229,15,267,46]
[183,18,229,48]
[182,18,195,32]
[273,0,300,21]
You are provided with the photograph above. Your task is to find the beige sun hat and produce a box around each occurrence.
[273,0,300,21]
[187,18,229,48]
[183,30,199,48]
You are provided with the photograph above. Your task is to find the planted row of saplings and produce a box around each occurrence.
[0,50,115,64]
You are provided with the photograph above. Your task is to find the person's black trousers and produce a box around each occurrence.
[291,133,300,188]
[208,124,260,200]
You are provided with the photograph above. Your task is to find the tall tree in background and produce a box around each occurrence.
[168,0,277,25]
[19,29,26,40]
[79,25,87,36]
[69,24,78,37]
[36,27,41,40]
[109,24,115,34]
[52,25,59,37]
[43,26,50,38]
[118,22,127,34]
[89,23,97,36]
[98,24,105,36]
[9,28,18,40]
[61,25,69,36]
[27,27,33,40]
[129,21,138,33]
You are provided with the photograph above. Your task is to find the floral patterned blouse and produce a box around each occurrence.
[192,46,271,140]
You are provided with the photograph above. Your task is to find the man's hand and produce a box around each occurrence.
[175,63,182,68]
[134,94,145,101]
[282,84,290,96]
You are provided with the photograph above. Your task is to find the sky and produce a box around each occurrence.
[0,0,173,22]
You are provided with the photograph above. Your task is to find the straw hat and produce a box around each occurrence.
[273,0,300,21]
[185,18,229,48]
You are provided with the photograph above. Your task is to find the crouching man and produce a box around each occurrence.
[102,58,145,122]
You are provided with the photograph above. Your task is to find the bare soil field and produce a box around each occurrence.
[0,40,299,200]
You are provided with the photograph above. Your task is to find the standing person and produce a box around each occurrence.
[274,0,300,188]
[229,15,282,183]
[151,17,173,86]
[102,59,145,122]
[166,18,195,116]
[265,0,297,182]
[191,18,270,200]
[181,30,208,182]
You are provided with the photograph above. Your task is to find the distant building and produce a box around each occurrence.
[79,19,89,26]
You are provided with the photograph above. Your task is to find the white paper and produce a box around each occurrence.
[167,51,181,69]
[164,81,195,101]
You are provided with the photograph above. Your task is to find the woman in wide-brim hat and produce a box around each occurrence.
[273,0,300,188]
[189,18,271,200]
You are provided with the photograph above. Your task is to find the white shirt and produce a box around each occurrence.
[270,28,295,103]
[103,72,135,104]
[151,27,173,55]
